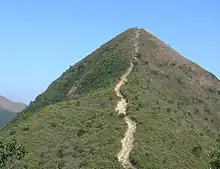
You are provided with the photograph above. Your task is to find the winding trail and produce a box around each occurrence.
[115,29,140,169]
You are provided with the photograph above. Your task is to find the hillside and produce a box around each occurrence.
[0,28,220,169]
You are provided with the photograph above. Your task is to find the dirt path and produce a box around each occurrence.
[115,29,140,169]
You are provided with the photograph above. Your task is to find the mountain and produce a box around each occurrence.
[0,95,26,113]
[0,96,26,127]
[0,28,219,169]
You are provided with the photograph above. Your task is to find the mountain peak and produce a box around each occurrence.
[25,27,219,113]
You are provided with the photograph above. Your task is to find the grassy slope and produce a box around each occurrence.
[0,108,17,127]
[122,30,220,169]
[0,89,127,169]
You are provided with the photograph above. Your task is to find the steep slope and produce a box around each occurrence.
[0,28,219,169]
[26,28,137,113]
[122,29,220,168]
[0,96,26,113]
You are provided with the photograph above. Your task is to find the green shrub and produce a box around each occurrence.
[22,123,29,131]
[208,87,215,93]
[129,116,138,123]
[192,144,202,157]
[144,60,149,65]
[0,138,26,168]
[210,138,220,169]
[119,114,126,119]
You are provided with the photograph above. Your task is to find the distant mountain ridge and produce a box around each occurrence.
[0,95,26,113]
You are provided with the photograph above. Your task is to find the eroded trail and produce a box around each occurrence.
[115,30,140,169]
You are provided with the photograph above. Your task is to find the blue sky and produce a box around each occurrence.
[0,1,219,104]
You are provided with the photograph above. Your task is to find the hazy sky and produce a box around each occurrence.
[0,1,219,104]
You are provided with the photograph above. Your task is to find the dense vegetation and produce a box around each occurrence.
[0,28,219,168]
[0,109,17,127]
[1,90,126,168]
[209,137,220,169]
[0,138,25,169]
[27,53,128,113]
[121,32,220,169]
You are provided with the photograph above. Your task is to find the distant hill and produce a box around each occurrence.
[0,95,26,113]
[0,28,219,169]
[0,96,26,127]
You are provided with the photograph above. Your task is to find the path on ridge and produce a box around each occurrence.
[115,29,140,169]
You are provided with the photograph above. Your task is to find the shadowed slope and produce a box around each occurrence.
[0,108,17,127]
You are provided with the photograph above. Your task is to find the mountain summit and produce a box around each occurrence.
[0,28,219,169]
